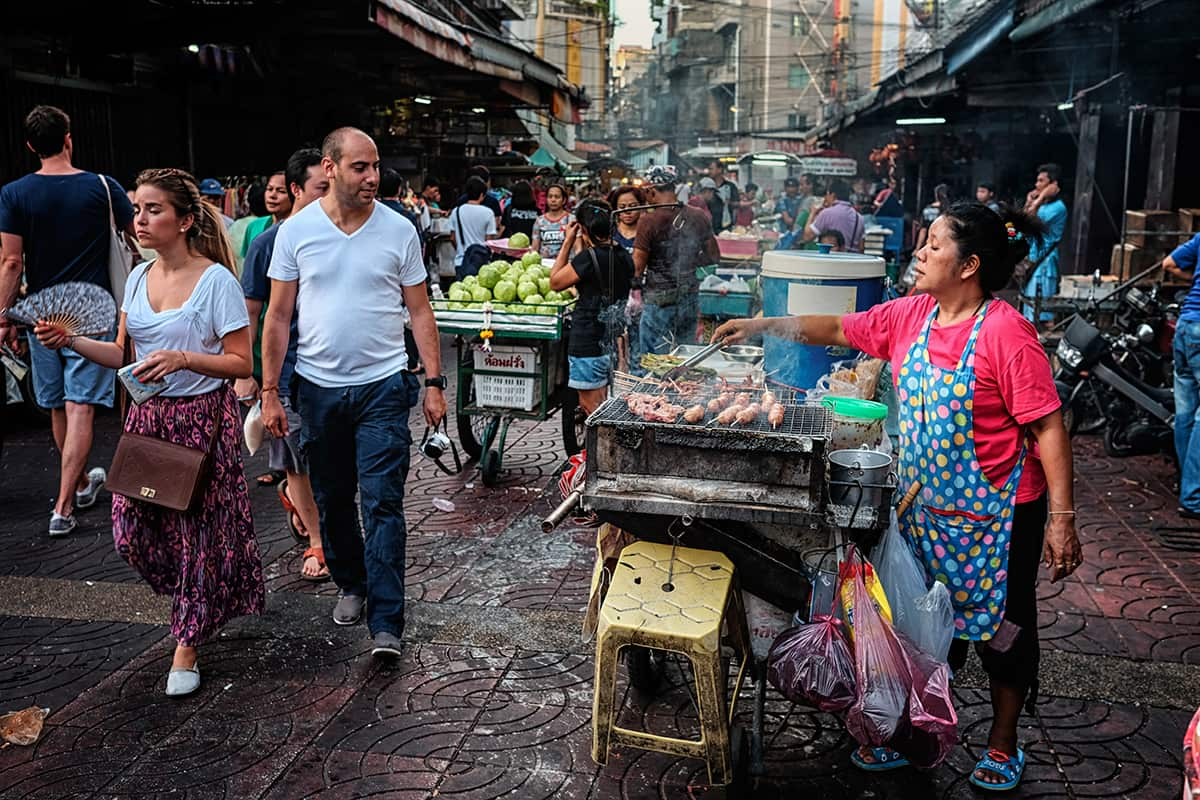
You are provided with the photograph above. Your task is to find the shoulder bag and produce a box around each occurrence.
[99,175,134,303]
[106,266,221,512]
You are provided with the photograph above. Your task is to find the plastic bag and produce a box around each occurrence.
[872,513,954,663]
[766,615,857,712]
[888,636,958,768]
[843,545,912,747]
[838,555,892,644]
[726,275,751,294]
[699,274,728,292]
[744,592,794,661]
[243,401,264,455]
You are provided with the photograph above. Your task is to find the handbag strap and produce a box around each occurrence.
[118,264,153,424]
[98,174,117,230]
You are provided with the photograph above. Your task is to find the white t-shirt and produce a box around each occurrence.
[122,262,250,397]
[451,202,497,266]
[268,199,426,388]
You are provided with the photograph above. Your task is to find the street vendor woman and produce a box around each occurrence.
[714,202,1082,792]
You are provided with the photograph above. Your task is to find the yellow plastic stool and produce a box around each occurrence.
[591,541,752,785]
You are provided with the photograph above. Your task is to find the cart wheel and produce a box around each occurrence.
[455,375,488,461]
[480,448,502,487]
[561,388,584,456]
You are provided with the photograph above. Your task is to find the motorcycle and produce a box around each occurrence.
[1055,313,1175,459]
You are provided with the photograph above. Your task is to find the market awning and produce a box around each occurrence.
[530,131,586,169]
[946,0,1015,74]
[1009,0,1106,42]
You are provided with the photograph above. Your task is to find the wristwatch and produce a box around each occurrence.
[425,375,448,390]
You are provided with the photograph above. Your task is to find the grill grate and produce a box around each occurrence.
[589,397,832,440]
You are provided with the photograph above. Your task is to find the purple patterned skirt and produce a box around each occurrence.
[112,384,265,646]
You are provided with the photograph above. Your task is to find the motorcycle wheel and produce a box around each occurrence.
[1104,422,1138,458]
[1061,403,1078,437]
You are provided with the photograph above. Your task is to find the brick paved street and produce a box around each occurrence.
[2,351,1199,799]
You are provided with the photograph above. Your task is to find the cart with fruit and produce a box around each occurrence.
[433,252,582,486]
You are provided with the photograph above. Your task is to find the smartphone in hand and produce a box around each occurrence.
[117,361,168,404]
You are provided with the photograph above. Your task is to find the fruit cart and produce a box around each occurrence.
[433,299,582,486]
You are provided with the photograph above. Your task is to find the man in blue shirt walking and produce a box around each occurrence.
[0,105,135,537]
[1166,232,1200,519]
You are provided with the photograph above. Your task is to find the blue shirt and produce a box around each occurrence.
[241,224,298,390]
[0,172,134,293]
[1029,198,1068,274]
[774,194,806,233]
[1172,233,1200,323]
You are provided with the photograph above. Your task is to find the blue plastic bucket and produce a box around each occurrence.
[759,251,886,390]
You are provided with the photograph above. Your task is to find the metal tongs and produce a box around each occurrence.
[662,340,725,381]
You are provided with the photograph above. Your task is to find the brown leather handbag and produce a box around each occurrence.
[106,264,221,512]
[107,420,220,512]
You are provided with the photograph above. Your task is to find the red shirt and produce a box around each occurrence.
[843,294,1059,502]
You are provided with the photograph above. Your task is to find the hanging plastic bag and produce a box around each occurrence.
[912,581,954,663]
[767,562,856,712]
[837,553,892,644]
[843,545,912,747]
[872,512,955,663]
[243,401,264,455]
[888,637,958,768]
[767,615,857,712]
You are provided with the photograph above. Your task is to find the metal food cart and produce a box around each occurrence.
[433,300,583,486]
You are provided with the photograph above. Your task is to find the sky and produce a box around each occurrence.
[613,0,654,48]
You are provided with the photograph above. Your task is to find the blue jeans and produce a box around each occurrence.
[297,370,420,636]
[1022,257,1058,323]
[639,293,700,356]
[1174,320,1200,512]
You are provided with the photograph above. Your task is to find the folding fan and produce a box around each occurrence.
[4,282,116,337]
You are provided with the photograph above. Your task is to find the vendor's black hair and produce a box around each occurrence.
[942,201,1045,294]
[828,179,850,201]
[745,182,759,193]
[576,199,613,242]
[1037,163,1061,183]
[977,181,996,194]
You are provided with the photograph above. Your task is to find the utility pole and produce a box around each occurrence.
[535,0,545,58]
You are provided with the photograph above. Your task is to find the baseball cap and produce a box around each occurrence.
[643,164,678,188]
[198,178,224,196]
[698,177,718,190]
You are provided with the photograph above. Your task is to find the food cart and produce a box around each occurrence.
[544,353,896,784]
[433,299,581,486]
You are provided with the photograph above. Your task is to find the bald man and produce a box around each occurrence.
[261,127,446,658]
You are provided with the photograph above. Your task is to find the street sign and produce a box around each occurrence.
[795,157,857,176]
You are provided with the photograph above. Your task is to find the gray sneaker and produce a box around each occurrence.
[48,513,77,537]
[332,594,365,626]
[74,467,107,510]
[371,632,403,659]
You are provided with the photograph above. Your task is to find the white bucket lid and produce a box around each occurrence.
[760,250,886,280]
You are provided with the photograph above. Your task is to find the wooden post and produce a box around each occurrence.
[1069,109,1101,275]
[1145,94,1181,210]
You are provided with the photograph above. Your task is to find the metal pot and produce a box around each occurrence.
[827,449,893,508]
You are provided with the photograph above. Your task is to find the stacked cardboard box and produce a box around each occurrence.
[1111,209,1196,283]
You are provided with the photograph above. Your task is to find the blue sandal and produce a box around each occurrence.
[968,747,1025,792]
[850,746,910,772]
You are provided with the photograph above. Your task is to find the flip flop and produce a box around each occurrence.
[300,546,330,582]
[276,479,308,544]
[968,747,1025,792]
[850,746,910,772]
[256,470,285,487]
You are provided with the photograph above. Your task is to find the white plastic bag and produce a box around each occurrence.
[700,274,727,292]
[243,401,264,455]
[872,511,953,662]
[726,275,751,294]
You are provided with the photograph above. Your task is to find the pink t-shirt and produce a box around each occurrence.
[842,294,1059,503]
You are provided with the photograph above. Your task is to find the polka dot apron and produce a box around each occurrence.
[895,302,1025,641]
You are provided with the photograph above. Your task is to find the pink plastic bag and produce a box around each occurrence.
[766,614,857,712]
[888,638,958,768]
[842,545,914,747]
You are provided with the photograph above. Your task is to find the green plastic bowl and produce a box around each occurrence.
[821,396,888,420]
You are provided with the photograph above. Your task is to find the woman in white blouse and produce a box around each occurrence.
[37,168,264,698]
